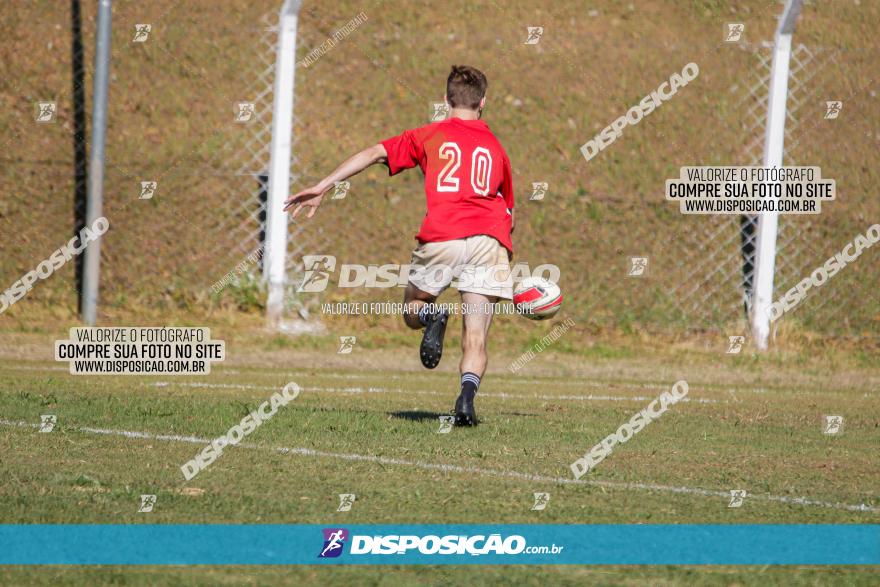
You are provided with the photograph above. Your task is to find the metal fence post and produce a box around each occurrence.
[82,0,112,325]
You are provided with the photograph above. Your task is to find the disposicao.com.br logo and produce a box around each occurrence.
[318,528,563,559]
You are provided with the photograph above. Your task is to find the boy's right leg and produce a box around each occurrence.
[453,291,497,426]
[452,235,511,426]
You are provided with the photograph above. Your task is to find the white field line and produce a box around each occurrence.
[3,365,859,397]
[148,381,722,404]
[1,418,874,514]
[3,365,671,392]
[0,364,669,388]
[238,371,773,394]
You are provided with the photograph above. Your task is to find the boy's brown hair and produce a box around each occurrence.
[446,65,488,110]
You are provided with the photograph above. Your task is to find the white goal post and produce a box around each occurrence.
[750,0,804,350]
[263,0,302,323]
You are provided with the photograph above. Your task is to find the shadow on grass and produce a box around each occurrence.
[389,410,449,422]
[389,410,538,422]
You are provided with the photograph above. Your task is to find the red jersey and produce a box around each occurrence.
[381,118,514,253]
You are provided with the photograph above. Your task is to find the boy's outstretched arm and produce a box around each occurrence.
[283,143,388,218]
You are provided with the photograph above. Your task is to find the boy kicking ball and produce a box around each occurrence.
[284,65,514,427]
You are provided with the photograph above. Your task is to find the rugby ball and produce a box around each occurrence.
[513,277,562,320]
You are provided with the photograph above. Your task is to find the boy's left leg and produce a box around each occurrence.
[454,291,497,426]
[403,281,448,369]
[406,240,465,369]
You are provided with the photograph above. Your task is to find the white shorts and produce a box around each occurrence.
[408,235,512,299]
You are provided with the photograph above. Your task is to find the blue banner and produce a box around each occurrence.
[0,525,876,565]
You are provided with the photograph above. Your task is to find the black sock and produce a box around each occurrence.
[461,372,481,400]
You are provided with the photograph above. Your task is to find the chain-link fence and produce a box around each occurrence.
[2,1,877,339]
[660,42,878,338]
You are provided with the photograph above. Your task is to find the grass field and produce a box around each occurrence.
[1,325,877,584]
[2,0,879,584]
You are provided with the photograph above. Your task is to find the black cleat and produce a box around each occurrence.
[419,308,448,369]
[454,392,478,427]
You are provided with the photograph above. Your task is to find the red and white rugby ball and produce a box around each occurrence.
[513,277,562,320]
